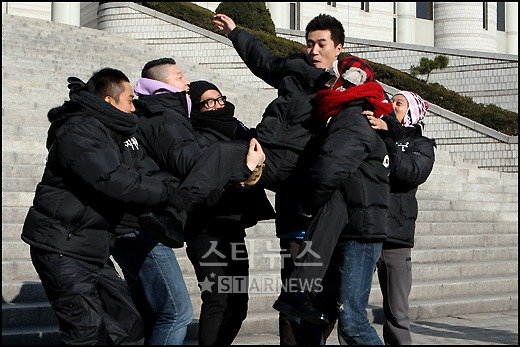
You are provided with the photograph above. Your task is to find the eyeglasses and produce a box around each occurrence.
[201,95,227,109]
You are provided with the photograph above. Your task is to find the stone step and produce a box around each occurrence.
[2,177,41,193]
[3,220,517,246]
[1,140,48,155]
[1,324,60,346]
[3,285,517,335]
[3,204,513,226]
[416,189,518,203]
[3,164,47,179]
[415,221,518,235]
[2,152,47,166]
[1,125,49,140]
[411,246,518,263]
[5,258,517,305]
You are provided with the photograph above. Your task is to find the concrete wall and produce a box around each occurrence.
[2,2,51,20]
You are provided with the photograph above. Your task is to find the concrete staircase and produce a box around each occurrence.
[2,14,518,345]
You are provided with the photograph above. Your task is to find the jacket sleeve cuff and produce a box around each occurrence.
[228,27,241,41]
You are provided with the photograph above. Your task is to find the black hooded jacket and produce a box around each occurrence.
[186,103,275,236]
[228,27,332,237]
[22,88,171,264]
[383,124,436,248]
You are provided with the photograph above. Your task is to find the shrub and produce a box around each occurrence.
[215,2,276,35]
[139,2,216,33]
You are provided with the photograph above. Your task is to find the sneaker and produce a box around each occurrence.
[138,208,186,248]
[272,290,329,325]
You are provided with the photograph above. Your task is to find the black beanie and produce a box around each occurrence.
[189,80,222,106]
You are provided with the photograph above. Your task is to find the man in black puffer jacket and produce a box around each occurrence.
[367,91,436,345]
[21,68,190,345]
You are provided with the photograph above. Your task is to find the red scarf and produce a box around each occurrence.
[315,82,394,122]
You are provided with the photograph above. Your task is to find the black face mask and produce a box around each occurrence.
[190,102,238,139]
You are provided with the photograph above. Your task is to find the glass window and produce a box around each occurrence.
[497,2,505,31]
[290,2,299,30]
[416,2,433,20]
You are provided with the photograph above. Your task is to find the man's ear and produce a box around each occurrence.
[104,95,115,106]
[335,44,343,58]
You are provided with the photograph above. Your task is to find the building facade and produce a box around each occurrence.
[192,2,518,55]
[2,2,518,55]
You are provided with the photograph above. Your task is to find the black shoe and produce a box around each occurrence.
[272,291,329,325]
[138,209,186,248]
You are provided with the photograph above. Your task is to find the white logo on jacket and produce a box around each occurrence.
[124,137,140,150]
[397,141,409,152]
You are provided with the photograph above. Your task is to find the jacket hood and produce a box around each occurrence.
[46,101,85,150]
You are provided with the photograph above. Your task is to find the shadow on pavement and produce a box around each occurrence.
[411,321,518,345]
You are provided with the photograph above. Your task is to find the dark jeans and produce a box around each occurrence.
[376,247,413,345]
[278,239,338,345]
[30,247,144,345]
[336,240,383,345]
[290,190,349,290]
[186,230,249,345]
[111,230,193,345]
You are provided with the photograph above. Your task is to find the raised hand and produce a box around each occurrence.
[213,13,236,36]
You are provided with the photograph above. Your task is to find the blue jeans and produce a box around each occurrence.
[336,240,383,345]
[112,229,193,345]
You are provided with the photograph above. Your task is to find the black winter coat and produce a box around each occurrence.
[22,100,169,264]
[135,93,251,185]
[186,120,275,236]
[135,93,202,180]
[228,27,330,236]
[383,125,436,248]
[305,100,391,242]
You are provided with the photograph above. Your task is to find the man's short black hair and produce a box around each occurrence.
[141,58,177,78]
[86,67,130,101]
[305,14,345,47]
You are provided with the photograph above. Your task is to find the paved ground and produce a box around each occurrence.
[231,310,518,345]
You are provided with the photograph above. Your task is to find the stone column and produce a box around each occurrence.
[266,2,290,29]
[505,2,518,54]
[51,2,80,26]
[396,2,416,44]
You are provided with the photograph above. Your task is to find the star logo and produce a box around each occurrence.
[198,276,215,293]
